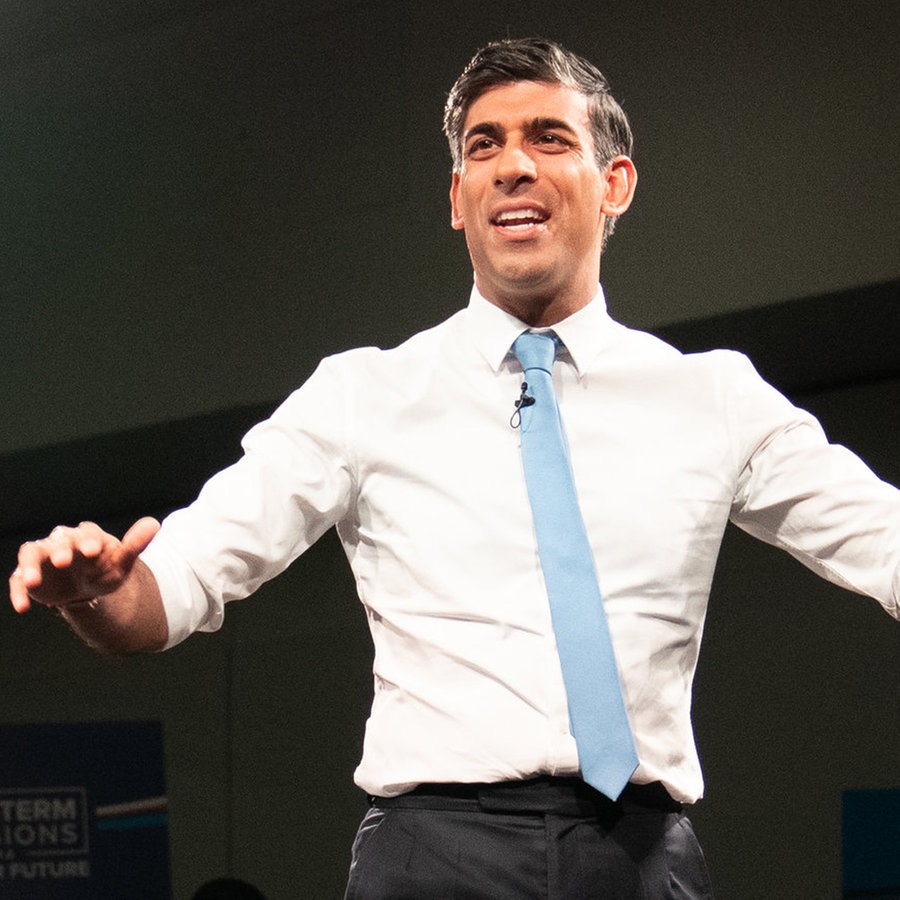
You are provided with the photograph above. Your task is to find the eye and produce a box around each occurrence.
[465,137,499,159]
[534,132,570,151]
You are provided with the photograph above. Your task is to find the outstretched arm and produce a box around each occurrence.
[9,517,168,654]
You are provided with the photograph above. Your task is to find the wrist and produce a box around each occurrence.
[57,596,101,613]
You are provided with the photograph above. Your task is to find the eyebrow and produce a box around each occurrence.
[524,117,578,139]
[463,116,578,147]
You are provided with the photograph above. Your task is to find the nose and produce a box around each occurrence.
[493,140,537,191]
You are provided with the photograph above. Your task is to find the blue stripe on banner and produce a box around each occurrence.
[97,813,168,831]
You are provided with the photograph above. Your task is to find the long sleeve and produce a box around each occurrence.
[729,354,900,616]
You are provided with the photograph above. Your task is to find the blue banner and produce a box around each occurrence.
[0,722,171,899]
[843,788,900,900]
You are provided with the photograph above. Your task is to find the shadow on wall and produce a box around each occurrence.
[191,877,267,899]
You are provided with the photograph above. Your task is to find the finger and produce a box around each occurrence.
[16,540,51,587]
[15,523,104,591]
[117,517,161,566]
[45,530,77,568]
[58,522,106,560]
[38,525,86,569]
[9,568,32,614]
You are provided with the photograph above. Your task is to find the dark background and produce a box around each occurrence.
[1,2,898,897]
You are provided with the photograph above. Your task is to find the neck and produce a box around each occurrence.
[480,283,596,327]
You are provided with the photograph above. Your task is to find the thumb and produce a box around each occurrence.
[118,517,162,566]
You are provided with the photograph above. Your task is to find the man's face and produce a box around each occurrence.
[450,80,627,324]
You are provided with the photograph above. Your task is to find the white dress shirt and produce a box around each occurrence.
[142,287,900,802]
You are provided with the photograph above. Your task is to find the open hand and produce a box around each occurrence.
[9,517,161,613]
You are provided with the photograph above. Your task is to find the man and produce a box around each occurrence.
[9,38,900,899]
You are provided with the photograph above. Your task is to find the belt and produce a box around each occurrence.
[371,776,682,816]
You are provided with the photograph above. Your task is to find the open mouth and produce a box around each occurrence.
[490,208,549,230]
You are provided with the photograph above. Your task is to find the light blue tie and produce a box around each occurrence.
[512,330,638,800]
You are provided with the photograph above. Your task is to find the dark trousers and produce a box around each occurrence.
[344,777,714,899]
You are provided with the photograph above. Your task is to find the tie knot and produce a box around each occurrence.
[513,331,558,373]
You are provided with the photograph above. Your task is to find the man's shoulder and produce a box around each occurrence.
[616,320,750,366]
[603,323,768,401]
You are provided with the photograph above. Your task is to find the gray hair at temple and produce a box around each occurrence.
[443,38,634,243]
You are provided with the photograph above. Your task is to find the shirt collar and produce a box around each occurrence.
[465,284,616,375]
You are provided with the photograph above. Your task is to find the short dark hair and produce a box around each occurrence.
[444,38,633,171]
[443,38,634,243]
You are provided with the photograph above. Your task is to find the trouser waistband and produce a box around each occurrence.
[370,776,682,816]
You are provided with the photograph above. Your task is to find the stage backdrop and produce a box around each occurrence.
[843,788,900,900]
[0,722,170,899]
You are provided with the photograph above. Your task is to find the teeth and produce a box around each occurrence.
[495,209,544,225]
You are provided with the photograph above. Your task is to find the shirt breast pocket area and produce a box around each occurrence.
[583,462,733,582]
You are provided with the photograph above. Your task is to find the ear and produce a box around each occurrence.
[600,156,637,218]
[449,171,465,231]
